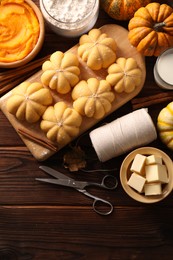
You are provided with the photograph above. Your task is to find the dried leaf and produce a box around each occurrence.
[63,146,86,172]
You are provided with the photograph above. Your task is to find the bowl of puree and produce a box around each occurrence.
[0,0,45,68]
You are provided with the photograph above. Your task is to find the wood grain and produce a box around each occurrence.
[0,1,173,259]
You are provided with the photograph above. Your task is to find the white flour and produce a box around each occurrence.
[40,0,99,36]
[43,0,95,23]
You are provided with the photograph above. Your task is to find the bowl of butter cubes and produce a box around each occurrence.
[120,147,173,203]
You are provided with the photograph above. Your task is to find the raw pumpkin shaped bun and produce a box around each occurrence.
[157,102,173,150]
[6,81,53,123]
[40,101,82,146]
[78,28,117,70]
[41,51,80,94]
[72,78,115,119]
[106,57,142,93]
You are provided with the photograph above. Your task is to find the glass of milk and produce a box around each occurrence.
[154,48,173,90]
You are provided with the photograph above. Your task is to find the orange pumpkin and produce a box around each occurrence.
[128,3,173,56]
[100,0,151,20]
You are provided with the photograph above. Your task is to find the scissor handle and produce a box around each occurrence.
[81,189,114,216]
[86,175,118,190]
[100,175,118,190]
[93,198,114,216]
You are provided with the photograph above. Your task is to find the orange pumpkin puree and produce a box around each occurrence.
[0,0,40,63]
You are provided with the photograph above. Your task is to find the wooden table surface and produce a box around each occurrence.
[1,1,173,259]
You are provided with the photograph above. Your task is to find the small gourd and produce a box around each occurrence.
[157,102,173,150]
[128,3,173,56]
[72,78,115,119]
[78,28,117,70]
[106,57,142,93]
[41,51,80,94]
[6,81,53,123]
[40,101,82,146]
[100,0,151,21]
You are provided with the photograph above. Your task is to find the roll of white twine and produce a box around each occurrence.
[89,108,157,162]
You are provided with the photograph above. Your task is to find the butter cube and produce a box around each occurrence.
[145,164,168,183]
[130,154,146,174]
[144,183,162,196]
[127,172,146,193]
[146,155,162,165]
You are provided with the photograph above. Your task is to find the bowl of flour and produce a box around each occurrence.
[39,0,99,37]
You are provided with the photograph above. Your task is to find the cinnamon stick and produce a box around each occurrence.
[0,68,39,94]
[17,128,58,152]
[0,54,50,95]
[131,92,173,109]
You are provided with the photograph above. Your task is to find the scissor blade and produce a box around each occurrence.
[36,177,86,189]
[39,165,75,181]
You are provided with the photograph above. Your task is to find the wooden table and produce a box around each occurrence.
[0,1,173,259]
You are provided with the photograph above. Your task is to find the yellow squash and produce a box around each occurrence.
[157,102,173,150]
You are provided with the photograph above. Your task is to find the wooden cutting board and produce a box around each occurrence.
[0,24,146,161]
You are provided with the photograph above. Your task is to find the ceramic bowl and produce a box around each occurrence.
[120,147,173,203]
[0,0,45,69]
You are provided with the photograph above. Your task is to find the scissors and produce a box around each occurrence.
[36,166,118,216]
